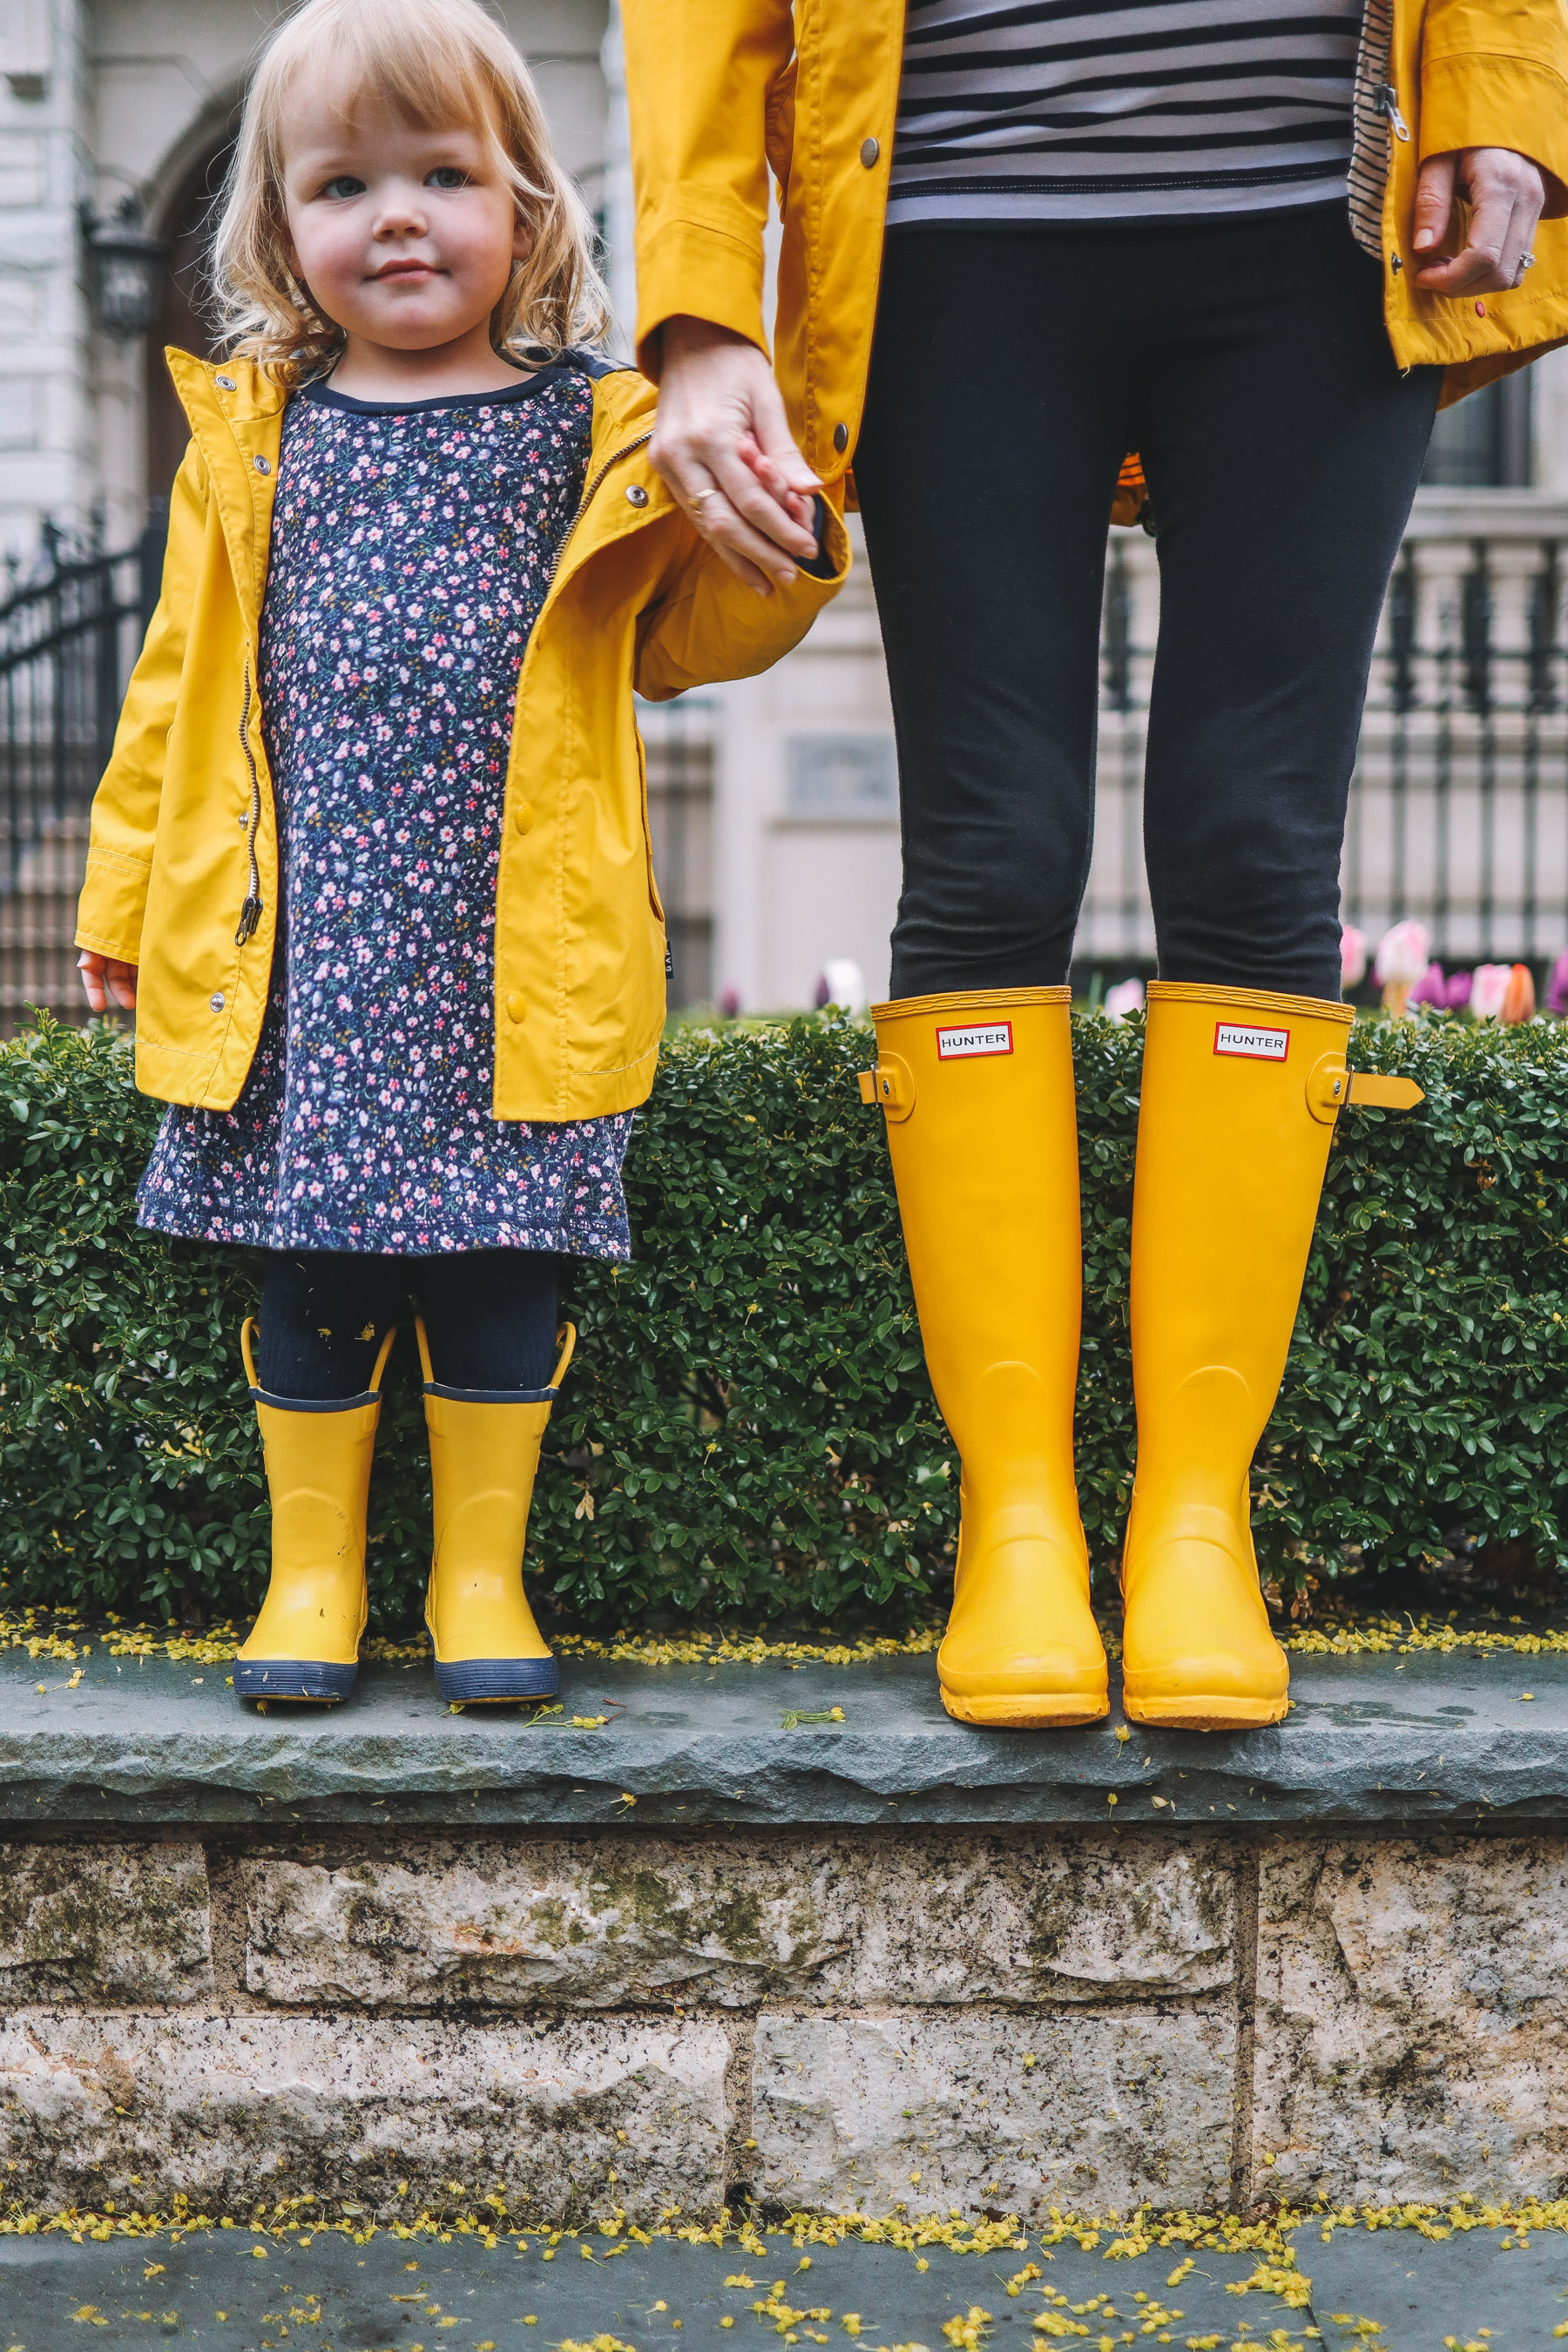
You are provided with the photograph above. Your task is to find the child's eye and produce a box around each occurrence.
[425,167,470,190]
[321,174,367,200]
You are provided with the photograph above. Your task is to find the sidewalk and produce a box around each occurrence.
[4,2213,1565,2352]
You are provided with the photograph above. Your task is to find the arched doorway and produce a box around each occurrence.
[147,129,240,507]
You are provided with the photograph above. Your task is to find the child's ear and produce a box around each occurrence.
[511,213,533,263]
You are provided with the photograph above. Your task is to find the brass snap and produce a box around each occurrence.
[860,138,880,167]
[253,454,271,475]
[625,483,649,507]
[216,375,237,391]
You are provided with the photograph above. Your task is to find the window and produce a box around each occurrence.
[1422,370,1531,487]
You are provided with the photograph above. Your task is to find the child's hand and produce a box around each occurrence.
[78,951,138,1013]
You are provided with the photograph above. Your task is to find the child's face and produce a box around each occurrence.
[280,78,529,357]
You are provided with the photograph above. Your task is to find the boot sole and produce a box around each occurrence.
[434,1654,559,1703]
[942,1690,1109,1729]
[1123,1693,1287,1729]
[234,1659,356,1703]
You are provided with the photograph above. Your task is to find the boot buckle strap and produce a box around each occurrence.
[1306,1056,1425,1124]
[856,1055,916,1121]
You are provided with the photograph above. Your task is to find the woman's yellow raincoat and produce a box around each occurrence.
[625,0,1568,520]
[77,349,848,1121]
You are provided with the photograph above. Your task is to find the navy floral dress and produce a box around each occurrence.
[139,367,633,1261]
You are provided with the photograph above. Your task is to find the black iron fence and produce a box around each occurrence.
[1092,496,1568,972]
[0,523,163,1033]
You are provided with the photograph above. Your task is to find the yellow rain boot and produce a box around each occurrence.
[860,987,1106,1727]
[1121,982,1423,1727]
[233,1319,396,1703]
[420,1318,576,1703]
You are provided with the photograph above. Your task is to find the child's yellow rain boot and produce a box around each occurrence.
[233,1319,396,1703]
[860,986,1106,1727]
[420,1317,576,1703]
[1121,982,1423,1727]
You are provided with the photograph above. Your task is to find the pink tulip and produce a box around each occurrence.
[1104,977,1146,1023]
[1375,920,1431,987]
[1409,960,1447,1010]
[1340,924,1367,989]
[1547,952,1568,1017]
[1470,963,1511,1020]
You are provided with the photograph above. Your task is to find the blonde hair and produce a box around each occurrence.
[211,0,609,381]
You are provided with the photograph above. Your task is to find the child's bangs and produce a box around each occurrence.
[263,0,531,180]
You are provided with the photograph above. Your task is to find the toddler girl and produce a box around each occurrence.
[76,0,842,1706]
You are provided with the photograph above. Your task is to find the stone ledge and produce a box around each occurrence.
[3,1646,1565,1826]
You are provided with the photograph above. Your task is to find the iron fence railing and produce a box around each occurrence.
[0,522,163,1032]
[1087,491,1568,972]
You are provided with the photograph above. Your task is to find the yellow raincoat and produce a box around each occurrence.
[76,349,847,1121]
[625,0,1568,517]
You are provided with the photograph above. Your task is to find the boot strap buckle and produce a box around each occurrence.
[857,1056,916,1120]
[1306,1056,1425,1123]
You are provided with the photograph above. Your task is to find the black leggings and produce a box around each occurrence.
[255,1248,560,1400]
[854,204,1443,1003]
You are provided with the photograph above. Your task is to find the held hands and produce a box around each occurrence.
[648,317,822,596]
[78,951,138,1013]
[1415,148,1549,296]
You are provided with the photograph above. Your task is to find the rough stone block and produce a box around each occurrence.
[0,1842,212,2004]
[0,2011,729,2221]
[1255,1838,1568,2205]
[751,2006,1235,2219]
[241,1835,1232,2011]
[241,1842,857,2010]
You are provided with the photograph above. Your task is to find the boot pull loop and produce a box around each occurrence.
[855,1053,916,1122]
[415,1315,436,1388]
[369,1325,399,1396]
[240,1315,260,1390]
[550,1321,578,1392]
[1306,1055,1425,1124]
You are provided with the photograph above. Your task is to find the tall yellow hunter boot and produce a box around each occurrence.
[1121,983,1423,1727]
[860,987,1106,1727]
[420,1317,576,1703]
[233,1319,396,1703]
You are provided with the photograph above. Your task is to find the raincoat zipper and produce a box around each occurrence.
[1374,83,1411,142]
[546,430,655,589]
[235,658,263,945]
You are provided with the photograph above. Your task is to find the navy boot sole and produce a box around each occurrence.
[433,1653,559,1703]
[234,1659,358,1703]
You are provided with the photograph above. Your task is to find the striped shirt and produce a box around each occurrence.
[889,0,1368,228]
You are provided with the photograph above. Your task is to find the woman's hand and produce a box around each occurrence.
[1414,148,1547,296]
[649,316,822,595]
[78,951,138,1013]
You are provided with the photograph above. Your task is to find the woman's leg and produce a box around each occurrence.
[854,233,1136,1726]
[1135,203,1442,994]
[1120,206,1440,1725]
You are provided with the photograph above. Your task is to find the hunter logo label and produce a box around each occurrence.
[937,1021,1014,1060]
[1214,1021,1289,1063]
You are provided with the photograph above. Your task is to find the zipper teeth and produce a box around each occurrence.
[235,659,263,945]
[546,431,654,589]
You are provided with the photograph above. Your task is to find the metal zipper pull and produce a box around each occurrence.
[1374,83,1411,142]
[235,658,265,946]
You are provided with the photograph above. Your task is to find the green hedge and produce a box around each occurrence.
[1,1010,1565,1629]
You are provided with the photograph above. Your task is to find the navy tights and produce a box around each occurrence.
[255,1248,560,1399]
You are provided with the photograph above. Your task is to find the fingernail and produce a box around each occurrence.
[1414,230,1433,249]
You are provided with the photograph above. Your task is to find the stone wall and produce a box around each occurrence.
[3,1828,1565,2222]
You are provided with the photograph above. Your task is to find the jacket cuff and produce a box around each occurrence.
[76,849,150,966]
[1420,56,1568,213]
[634,213,769,381]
